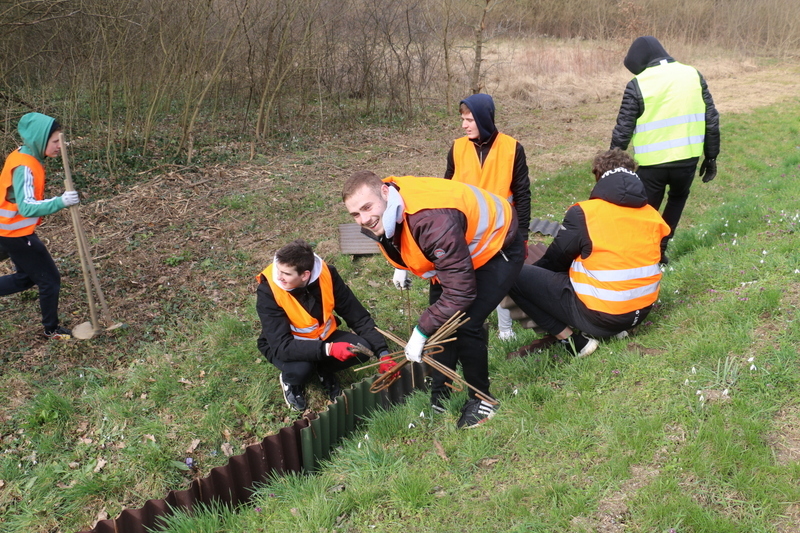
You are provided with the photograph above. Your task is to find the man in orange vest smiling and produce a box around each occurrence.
[342,171,524,429]
[256,239,390,411]
[0,112,79,340]
[508,149,670,357]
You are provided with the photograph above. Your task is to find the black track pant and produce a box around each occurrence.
[0,233,62,332]
[270,330,373,388]
[429,232,525,401]
[638,164,697,253]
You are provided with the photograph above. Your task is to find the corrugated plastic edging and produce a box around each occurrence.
[77,362,428,533]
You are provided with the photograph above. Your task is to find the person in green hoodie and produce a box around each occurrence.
[0,112,79,340]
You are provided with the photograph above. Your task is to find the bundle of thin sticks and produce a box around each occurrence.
[355,312,498,406]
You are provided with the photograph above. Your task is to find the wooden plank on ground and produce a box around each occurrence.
[339,223,380,255]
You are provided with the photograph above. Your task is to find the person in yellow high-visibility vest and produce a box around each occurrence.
[508,149,670,358]
[611,36,720,264]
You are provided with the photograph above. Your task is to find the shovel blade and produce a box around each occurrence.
[72,321,97,340]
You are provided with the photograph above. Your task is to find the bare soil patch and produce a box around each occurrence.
[1,46,798,373]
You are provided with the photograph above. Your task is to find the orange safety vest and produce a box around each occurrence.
[381,176,512,279]
[569,199,670,314]
[0,150,45,237]
[261,262,338,341]
[452,133,516,202]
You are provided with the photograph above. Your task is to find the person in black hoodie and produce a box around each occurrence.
[256,239,391,411]
[508,149,670,357]
[610,36,720,264]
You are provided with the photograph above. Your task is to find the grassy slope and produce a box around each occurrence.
[1,91,799,532]
[150,101,800,533]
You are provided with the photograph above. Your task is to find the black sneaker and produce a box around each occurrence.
[44,326,72,340]
[279,373,306,411]
[456,398,498,429]
[560,333,598,358]
[431,389,451,415]
[318,372,341,401]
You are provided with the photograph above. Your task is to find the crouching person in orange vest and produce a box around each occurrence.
[509,149,670,358]
[0,113,79,340]
[256,239,390,411]
[343,172,524,429]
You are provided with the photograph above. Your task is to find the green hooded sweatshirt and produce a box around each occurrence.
[9,112,65,218]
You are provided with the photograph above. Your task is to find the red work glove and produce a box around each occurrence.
[327,342,356,361]
[378,354,401,384]
[379,355,398,374]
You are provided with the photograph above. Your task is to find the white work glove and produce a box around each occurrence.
[392,268,411,290]
[404,326,428,363]
[61,191,79,207]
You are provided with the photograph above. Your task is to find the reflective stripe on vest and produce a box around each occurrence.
[452,133,516,202]
[262,261,338,341]
[569,199,670,314]
[380,176,512,279]
[0,150,44,237]
[632,62,705,166]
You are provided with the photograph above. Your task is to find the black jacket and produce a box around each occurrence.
[610,36,720,166]
[256,264,387,362]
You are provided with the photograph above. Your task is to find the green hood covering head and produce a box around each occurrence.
[18,112,57,161]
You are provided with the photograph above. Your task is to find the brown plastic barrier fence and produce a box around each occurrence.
[77,362,428,533]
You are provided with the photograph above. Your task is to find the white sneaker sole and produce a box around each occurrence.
[576,338,599,358]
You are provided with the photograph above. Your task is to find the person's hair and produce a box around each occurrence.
[592,148,637,181]
[48,120,62,138]
[275,239,315,274]
[342,170,383,201]
[459,102,470,114]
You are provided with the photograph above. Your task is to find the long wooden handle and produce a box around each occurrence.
[59,133,99,330]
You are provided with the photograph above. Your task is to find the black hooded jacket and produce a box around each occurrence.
[610,36,720,166]
[535,168,652,272]
[534,168,661,328]
[444,93,531,240]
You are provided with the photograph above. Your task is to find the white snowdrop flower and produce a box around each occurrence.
[699,395,705,402]
[669,266,674,272]
[684,379,690,386]
[750,364,757,371]
[696,390,702,395]
[748,357,755,362]
[660,265,666,272]
[724,222,728,227]
[419,411,426,418]
[674,289,680,294]
[364,433,369,440]
[762,250,767,255]
[795,269,800,274]
[513,388,518,395]
[722,389,729,396]
[732,239,737,245]
[408,423,415,429]
[358,442,362,449]
[691,367,697,374]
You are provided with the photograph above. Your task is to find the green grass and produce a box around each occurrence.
[2,98,800,532]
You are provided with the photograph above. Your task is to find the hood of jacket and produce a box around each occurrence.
[460,93,497,143]
[624,36,673,75]
[18,112,56,162]
[588,167,649,208]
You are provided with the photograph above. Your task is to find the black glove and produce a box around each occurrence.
[699,158,717,183]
